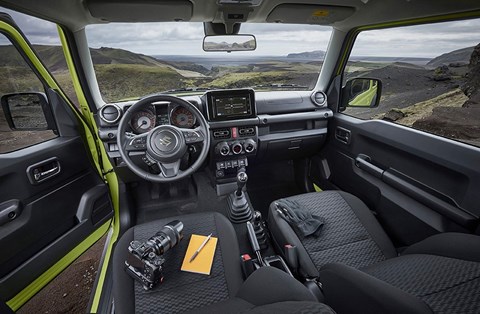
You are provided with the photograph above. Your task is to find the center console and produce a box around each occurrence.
[203,89,259,184]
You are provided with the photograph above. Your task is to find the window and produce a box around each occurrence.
[0,33,57,153]
[86,23,332,102]
[2,8,80,108]
[343,19,480,147]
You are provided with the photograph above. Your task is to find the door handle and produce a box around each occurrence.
[33,166,59,181]
[335,126,351,144]
[26,157,61,184]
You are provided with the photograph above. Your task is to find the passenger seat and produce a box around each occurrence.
[268,191,480,313]
[268,191,397,278]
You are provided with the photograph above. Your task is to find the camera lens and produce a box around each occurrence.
[147,220,184,255]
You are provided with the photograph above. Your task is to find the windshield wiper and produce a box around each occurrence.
[251,83,309,90]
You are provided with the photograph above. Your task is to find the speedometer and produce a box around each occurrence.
[171,106,195,128]
[130,110,156,133]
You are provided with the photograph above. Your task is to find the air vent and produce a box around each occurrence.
[238,126,256,137]
[99,104,122,124]
[311,91,327,107]
[213,128,231,139]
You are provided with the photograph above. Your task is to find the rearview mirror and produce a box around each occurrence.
[203,35,256,52]
[1,92,55,131]
[342,78,382,108]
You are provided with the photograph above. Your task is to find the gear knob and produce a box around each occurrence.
[236,170,248,196]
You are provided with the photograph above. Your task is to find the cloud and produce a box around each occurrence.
[1,5,479,58]
[351,19,480,57]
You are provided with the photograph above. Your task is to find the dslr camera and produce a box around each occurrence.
[125,220,183,290]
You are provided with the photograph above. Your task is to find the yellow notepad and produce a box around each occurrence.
[181,234,218,275]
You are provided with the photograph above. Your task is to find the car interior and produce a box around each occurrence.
[0,0,480,313]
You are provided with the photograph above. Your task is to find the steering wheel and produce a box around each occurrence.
[117,95,210,182]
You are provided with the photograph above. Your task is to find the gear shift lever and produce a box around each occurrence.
[227,167,253,223]
[236,169,248,196]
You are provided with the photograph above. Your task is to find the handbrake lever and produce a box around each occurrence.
[247,221,264,266]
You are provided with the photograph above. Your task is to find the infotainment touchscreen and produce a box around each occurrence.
[215,96,251,117]
[205,89,256,121]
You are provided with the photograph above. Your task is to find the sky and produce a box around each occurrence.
[1,7,480,58]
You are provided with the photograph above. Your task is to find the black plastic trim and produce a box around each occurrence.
[0,182,112,299]
[354,154,478,229]
[209,118,260,128]
[258,110,332,124]
[259,128,327,142]
[382,170,478,228]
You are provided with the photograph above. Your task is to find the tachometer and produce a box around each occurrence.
[171,106,195,128]
[130,110,156,133]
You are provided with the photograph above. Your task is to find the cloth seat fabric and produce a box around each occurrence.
[269,191,480,313]
[189,266,335,314]
[321,233,480,313]
[113,212,244,314]
[113,212,334,313]
[268,190,397,278]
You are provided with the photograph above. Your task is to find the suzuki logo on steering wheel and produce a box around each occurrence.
[159,135,172,146]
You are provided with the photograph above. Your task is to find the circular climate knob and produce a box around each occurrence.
[231,142,243,155]
[216,142,230,156]
[244,139,257,153]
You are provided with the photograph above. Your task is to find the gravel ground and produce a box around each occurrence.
[18,236,106,314]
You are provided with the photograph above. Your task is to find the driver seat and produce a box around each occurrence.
[112,212,333,313]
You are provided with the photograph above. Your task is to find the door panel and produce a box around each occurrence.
[0,134,113,301]
[0,14,113,305]
[319,114,480,246]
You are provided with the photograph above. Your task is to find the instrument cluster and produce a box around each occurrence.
[129,104,196,134]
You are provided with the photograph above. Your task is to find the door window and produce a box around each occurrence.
[0,33,57,153]
[342,19,480,147]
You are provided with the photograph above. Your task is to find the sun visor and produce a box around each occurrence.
[266,4,355,25]
[87,0,193,22]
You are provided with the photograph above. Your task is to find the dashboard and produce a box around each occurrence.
[96,89,333,188]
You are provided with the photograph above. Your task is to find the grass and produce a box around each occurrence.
[203,71,294,88]
[373,88,468,126]
[93,64,185,101]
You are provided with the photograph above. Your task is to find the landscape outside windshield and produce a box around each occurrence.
[85,23,332,102]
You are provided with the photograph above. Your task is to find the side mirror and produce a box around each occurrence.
[203,34,256,52]
[341,78,382,109]
[1,92,55,131]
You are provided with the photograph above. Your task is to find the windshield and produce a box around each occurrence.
[86,23,332,102]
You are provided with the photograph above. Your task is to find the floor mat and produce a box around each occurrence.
[133,172,228,223]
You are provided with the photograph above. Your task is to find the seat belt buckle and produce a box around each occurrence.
[240,254,257,279]
[284,244,298,274]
